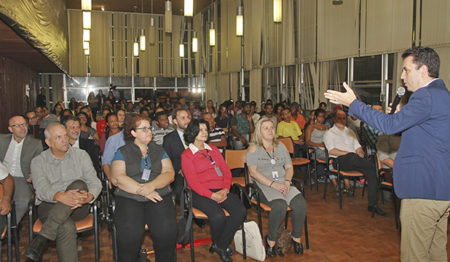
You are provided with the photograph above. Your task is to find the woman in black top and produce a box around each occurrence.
[111,113,177,262]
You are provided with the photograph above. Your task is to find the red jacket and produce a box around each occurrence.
[181,144,232,198]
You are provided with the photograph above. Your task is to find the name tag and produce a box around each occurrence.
[142,169,151,181]
[215,167,223,177]
[272,171,279,181]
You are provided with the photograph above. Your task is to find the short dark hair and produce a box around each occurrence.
[106,112,117,122]
[315,109,326,117]
[139,107,149,114]
[60,115,80,126]
[172,108,188,121]
[402,46,440,78]
[76,111,91,126]
[319,102,327,108]
[123,113,151,141]
[155,111,167,121]
[184,119,210,144]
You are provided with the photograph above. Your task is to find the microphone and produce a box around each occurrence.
[389,87,406,114]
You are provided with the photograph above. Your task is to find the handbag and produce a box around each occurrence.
[177,188,193,245]
[276,227,292,254]
[234,221,265,261]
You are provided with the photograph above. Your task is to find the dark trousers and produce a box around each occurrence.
[114,195,177,262]
[334,153,378,207]
[38,180,91,262]
[171,172,184,201]
[192,190,247,249]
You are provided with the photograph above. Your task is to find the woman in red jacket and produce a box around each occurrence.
[181,119,246,262]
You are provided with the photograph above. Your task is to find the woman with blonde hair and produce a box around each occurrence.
[246,118,306,257]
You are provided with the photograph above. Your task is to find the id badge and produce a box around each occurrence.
[272,171,279,181]
[215,167,223,177]
[142,169,151,181]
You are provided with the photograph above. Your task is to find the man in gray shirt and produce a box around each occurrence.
[25,123,101,261]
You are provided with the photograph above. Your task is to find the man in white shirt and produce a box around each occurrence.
[0,115,43,224]
[323,110,386,216]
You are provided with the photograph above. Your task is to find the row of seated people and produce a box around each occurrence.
[0,110,307,262]
[1,99,393,261]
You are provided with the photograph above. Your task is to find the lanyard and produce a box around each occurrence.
[198,150,216,166]
[143,155,150,169]
[262,145,276,165]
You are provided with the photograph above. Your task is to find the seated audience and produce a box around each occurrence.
[215,104,231,129]
[323,110,386,216]
[230,102,254,149]
[99,113,120,154]
[1,115,43,224]
[61,115,101,173]
[0,161,13,232]
[116,108,126,128]
[305,109,328,161]
[152,111,174,146]
[77,112,100,144]
[26,110,43,139]
[290,102,306,130]
[181,119,246,262]
[204,99,217,118]
[274,103,284,124]
[111,114,177,262]
[203,112,226,149]
[249,101,261,124]
[260,103,278,130]
[376,133,401,201]
[247,118,306,257]
[277,108,305,157]
[34,106,45,125]
[80,105,97,129]
[25,123,101,261]
[163,108,191,200]
[360,105,384,155]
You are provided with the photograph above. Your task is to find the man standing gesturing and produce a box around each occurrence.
[324,47,450,262]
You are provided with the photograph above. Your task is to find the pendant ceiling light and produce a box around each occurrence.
[192,31,198,53]
[273,0,282,23]
[184,0,193,17]
[179,44,185,57]
[83,29,90,42]
[139,0,146,51]
[209,22,215,46]
[133,41,139,57]
[81,0,92,10]
[140,29,146,51]
[83,11,91,29]
[83,41,89,50]
[165,0,172,33]
[236,5,243,36]
[149,17,156,44]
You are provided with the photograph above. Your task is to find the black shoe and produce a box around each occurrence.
[264,235,276,258]
[210,243,233,257]
[24,235,48,261]
[292,239,304,254]
[368,205,388,217]
[209,244,232,262]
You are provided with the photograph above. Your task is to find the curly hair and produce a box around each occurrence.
[184,119,210,144]
[123,113,151,141]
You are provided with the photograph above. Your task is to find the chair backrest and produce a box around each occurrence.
[225,149,247,170]
[278,137,294,154]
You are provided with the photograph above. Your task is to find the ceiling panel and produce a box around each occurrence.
[66,0,212,15]
[0,20,62,73]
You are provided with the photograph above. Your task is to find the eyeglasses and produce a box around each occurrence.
[10,123,27,128]
[135,126,152,132]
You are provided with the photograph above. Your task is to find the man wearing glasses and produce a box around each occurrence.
[0,115,43,224]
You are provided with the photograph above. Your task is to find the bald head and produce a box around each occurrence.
[44,123,69,157]
[8,116,28,142]
[334,110,347,128]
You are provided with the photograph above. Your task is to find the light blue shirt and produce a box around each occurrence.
[102,130,125,166]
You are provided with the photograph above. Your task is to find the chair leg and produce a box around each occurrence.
[361,178,366,197]
[304,215,309,250]
[111,224,118,262]
[338,175,343,209]
[284,213,289,229]
[393,192,399,230]
[257,206,263,238]
[323,173,328,200]
[353,179,357,198]
[190,222,195,262]
[7,213,12,262]
[94,205,99,262]
[241,222,246,259]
